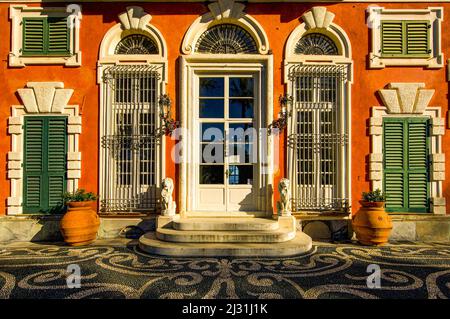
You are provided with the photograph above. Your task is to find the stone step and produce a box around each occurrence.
[139,231,313,257]
[156,227,296,243]
[172,217,279,231]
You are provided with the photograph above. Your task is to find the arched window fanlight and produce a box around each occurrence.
[295,33,338,55]
[115,34,159,55]
[195,24,258,54]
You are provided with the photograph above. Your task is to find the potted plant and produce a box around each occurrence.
[352,189,393,246]
[59,189,100,246]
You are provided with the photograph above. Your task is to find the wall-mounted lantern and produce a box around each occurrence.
[158,94,179,137]
[268,94,293,135]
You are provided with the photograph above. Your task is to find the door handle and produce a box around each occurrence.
[225,169,230,178]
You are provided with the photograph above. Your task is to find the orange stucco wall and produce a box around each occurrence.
[0,2,449,216]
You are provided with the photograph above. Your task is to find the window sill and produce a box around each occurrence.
[8,51,81,67]
[369,53,443,69]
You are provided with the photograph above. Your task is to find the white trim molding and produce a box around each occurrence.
[368,6,444,69]
[9,4,82,67]
[285,7,353,214]
[181,0,270,55]
[8,82,81,215]
[369,83,446,215]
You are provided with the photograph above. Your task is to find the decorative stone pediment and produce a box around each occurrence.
[208,0,245,20]
[302,7,335,30]
[17,82,74,114]
[379,83,434,114]
[118,6,152,31]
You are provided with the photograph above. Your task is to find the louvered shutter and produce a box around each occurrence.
[47,17,70,54]
[407,119,429,211]
[383,120,405,210]
[24,118,45,211]
[406,21,430,56]
[383,118,430,213]
[23,117,67,213]
[381,21,403,56]
[47,118,67,207]
[22,18,45,55]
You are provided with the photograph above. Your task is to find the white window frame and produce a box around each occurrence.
[368,6,443,69]
[9,4,82,67]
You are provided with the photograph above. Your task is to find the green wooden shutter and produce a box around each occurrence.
[23,117,67,214]
[406,21,430,56]
[381,21,403,56]
[381,20,430,57]
[47,17,70,55]
[23,118,44,211]
[407,119,429,211]
[22,18,45,55]
[47,118,68,207]
[383,118,430,213]
[383,120,405,210]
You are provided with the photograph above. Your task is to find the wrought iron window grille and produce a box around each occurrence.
[268,94,293,135]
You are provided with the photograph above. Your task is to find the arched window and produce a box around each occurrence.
[195,24,258,54]
[115,34,159,55]
[294,33,338,55]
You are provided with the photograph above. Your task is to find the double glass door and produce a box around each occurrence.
[196,75,257,212]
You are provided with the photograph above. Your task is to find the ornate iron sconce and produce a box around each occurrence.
[158,94,179,137]
[268,94,293,135]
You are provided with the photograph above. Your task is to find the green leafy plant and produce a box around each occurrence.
[362,189,386,202]
[62,189,98,204]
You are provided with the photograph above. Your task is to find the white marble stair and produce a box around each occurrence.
[139,231,313,257]
[139,215,313,256]
[172,217,279,231]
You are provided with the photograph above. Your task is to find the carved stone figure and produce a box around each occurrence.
[277,178,292,216]
[161,177,176,216]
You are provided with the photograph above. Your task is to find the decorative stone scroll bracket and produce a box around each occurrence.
[161,177,177,216]
[118,6,152,31]
[277,178,292,217]
[302,6,335,30]
[208,0,245,20]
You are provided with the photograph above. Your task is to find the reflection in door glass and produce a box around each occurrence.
[200,165,224,184]
[229,78,254,97]
[200,78,224,97]
[229,165,253,185]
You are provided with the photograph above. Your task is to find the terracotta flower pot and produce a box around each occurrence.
[60,201,100,246]
[352,200,393,246]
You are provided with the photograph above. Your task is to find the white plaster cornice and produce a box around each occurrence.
[378,83,434,114]
[17,82,74,114]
